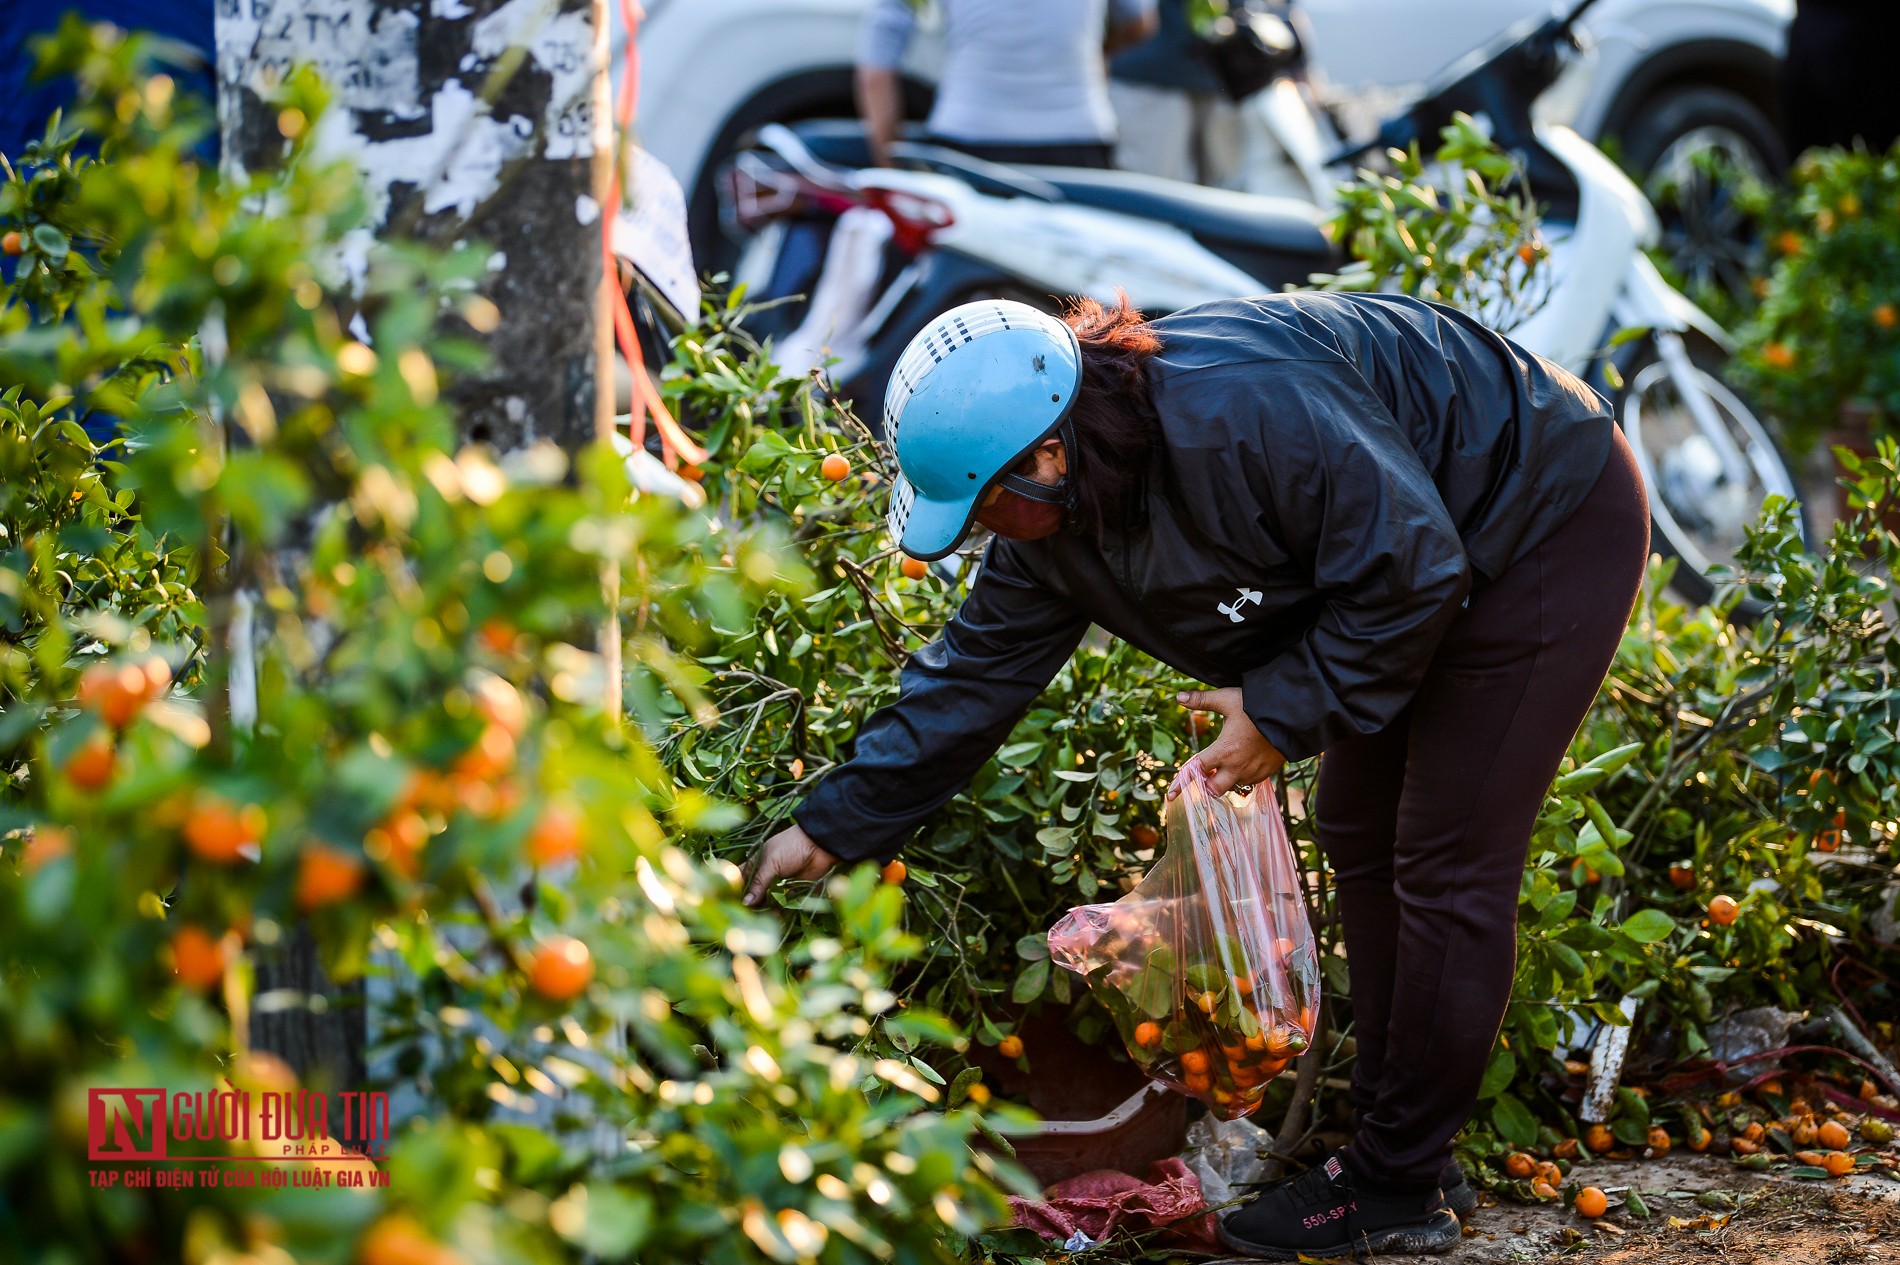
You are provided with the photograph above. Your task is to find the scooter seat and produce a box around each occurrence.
[1019,166,1334,262]
[787,120,1069,202]
[780,119,1337,283]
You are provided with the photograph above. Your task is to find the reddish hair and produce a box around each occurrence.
[1059,293,1163,541]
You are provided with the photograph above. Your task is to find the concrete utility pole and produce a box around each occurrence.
[210,0,614,1115]
[215,0,612,451]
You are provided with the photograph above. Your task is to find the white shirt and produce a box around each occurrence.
[859,0,1157,145]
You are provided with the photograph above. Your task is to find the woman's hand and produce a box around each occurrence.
[1170,687,1286,798]
[742,823,842,907]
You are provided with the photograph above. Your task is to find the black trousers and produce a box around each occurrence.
[1320,427,1650,1187]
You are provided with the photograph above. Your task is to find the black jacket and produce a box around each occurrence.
[794,293,1613,862]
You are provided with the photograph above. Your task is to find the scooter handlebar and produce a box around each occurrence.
[1323,0,1597,170]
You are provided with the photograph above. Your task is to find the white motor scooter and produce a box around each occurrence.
[721,0,1805,600]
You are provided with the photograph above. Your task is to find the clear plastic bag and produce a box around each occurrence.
[1047,756,1320,1120]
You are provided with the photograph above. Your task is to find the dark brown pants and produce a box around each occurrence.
[1320,427,1651,1187]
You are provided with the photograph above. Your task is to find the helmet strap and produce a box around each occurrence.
[993,416,1079,508]
[997,472,1067,504]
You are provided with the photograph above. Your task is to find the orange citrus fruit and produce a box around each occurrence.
[1505,1152,1536,1178]
[477,619,518,656]
[1647,1126,1672,1154]
[1760,342,1796,370]
[899,556,928,580]
[1708,894,1740,925]
[997,1035,1024,1060]
[880,859,908,885]
[1824,1150,1855,1177]
[172,924,229,991]
[0,231,20,255]
[360,1213,467,1265]
[184,797,265,864]
[21,825,73,871]
[1575,1187,1608,1218]
[820,453,850,482]
[1179,1048,1208,1074]
[1130,824,1160,849]
[296,845,365,910]
[78,661,152,728]
[455,724,516,781]
[528,936,594,1001]
[1133,1021,1161,1048]
[1876,303,1898,330]
[1584,1123,1615,1153]
[1817,1120,1850,1150]
[525,802,585,866]
[64,734,116,790]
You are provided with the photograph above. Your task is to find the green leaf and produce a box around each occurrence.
[1478,1045,1517,1099]
[571,1183,653,1256]
[996,741,1045,767]
[972,1116,1017,1158]
[1619,909,1676,945]
[31,224,68,263]
[1615,1086,1651,1130]
[1011,957,1050,1004]
[1549,943,1588,979]
[947,1066,984,1106]
[1491,1095,1539,1148]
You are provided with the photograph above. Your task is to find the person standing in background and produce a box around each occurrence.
[856,0,1158,171]
[1110,0,1242,186]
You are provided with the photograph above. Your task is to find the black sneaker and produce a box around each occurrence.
[1218,1152,1461,1260]
[1439,1157,1479,1218]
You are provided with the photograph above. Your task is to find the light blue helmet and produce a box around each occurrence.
[884,300,1082,560]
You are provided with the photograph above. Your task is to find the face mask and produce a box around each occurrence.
[976,488,1066,540]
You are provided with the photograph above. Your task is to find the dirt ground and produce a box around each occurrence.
[1212,1155,1900,1265]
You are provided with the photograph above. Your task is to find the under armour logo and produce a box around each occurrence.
[1217,587,1263,623]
